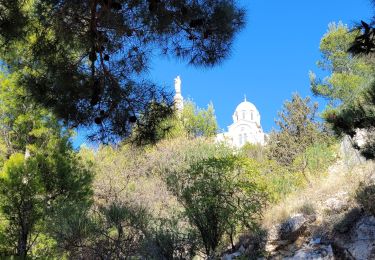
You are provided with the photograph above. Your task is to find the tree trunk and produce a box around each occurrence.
[17,224,28,259]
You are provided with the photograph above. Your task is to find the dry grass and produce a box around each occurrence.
[262,159,375,229]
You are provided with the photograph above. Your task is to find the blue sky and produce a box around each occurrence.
[150,0,373,131]
[74,0,373,146]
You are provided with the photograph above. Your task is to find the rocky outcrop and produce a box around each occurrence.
[323,192,349,213]
[286,241,334,260]
[334,215,375,260]
[220,158,375,260]
[265,214,313,253]
[221,211,375,259]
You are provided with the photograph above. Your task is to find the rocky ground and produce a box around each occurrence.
[222,144,375,260]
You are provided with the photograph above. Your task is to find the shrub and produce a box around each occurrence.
[298,202,316,216]
[52,202,149,259]
[292,142,337,178]
[356,182,375,216]
[142,216,200,259]
[241,143,267,162]
[165,153,268,257]
[256,160,306,202]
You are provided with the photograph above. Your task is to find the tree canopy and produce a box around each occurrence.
[322,7,375,159]
[267,93,330,166]
[310,22,374,107]
[0,0,245,142]
[0,72,93,257]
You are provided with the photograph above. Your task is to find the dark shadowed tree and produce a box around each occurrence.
[130,99,218,145]
[0,0,245,143]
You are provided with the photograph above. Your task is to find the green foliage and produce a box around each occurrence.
[325,80,375,159]
[0,0,28,42]
[165,147,268,257]
[255,160,306,202]
[142,216,200,259]
[0,142,92,257]
[0,73,93,257]
[130,100,219,145]
[51,201,149,259]
[292,142,338,177]
[356,182,375,216]
[0,0,245,142]
[0,153,44,256]
[267,93,329,166]
[240,143,267,162]
[129,101,176,145]
[310,22,374,106]
[181,101,218,138]
[310,22,375,160]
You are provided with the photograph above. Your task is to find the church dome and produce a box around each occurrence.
[235,101,257,113]
[232,99,260,125]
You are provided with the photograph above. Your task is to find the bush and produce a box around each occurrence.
[142,216,200,259]
[165,152,268,257]
[241,143,267,162]
[292,142,337,178]
[249,159,306,202]
[53,202,149,259]
[356,182,375,216]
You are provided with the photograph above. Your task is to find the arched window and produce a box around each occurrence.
[242,110,246,119]
[239,134,243,145]
[244,133,248,143]
[251,112,253,121]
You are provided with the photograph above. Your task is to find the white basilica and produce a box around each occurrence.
[216,98,266,147]
[174,76,266,148]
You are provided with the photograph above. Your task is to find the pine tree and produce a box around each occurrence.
[0,0,245,142]
[326,4,375,159]
[0,72,92,257]
[267,94,325,166]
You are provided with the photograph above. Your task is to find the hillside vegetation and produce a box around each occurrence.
[0,1,374,258]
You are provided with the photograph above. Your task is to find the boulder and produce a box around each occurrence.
[265,214,312,253]
[341,215,375,259]
[324,197,348,213]
[286,244,334,260]
[279,214,309,241]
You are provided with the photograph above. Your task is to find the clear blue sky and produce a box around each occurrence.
[150,0,373,131]
[74,0,373,146]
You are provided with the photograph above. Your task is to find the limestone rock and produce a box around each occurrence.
[324,197,347,213]
[265,214,312,253]
[221,251,241,260]
[340,215,375,260]
[279,214,309,241]
[285,244,334,260]
[322,191,350,214]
